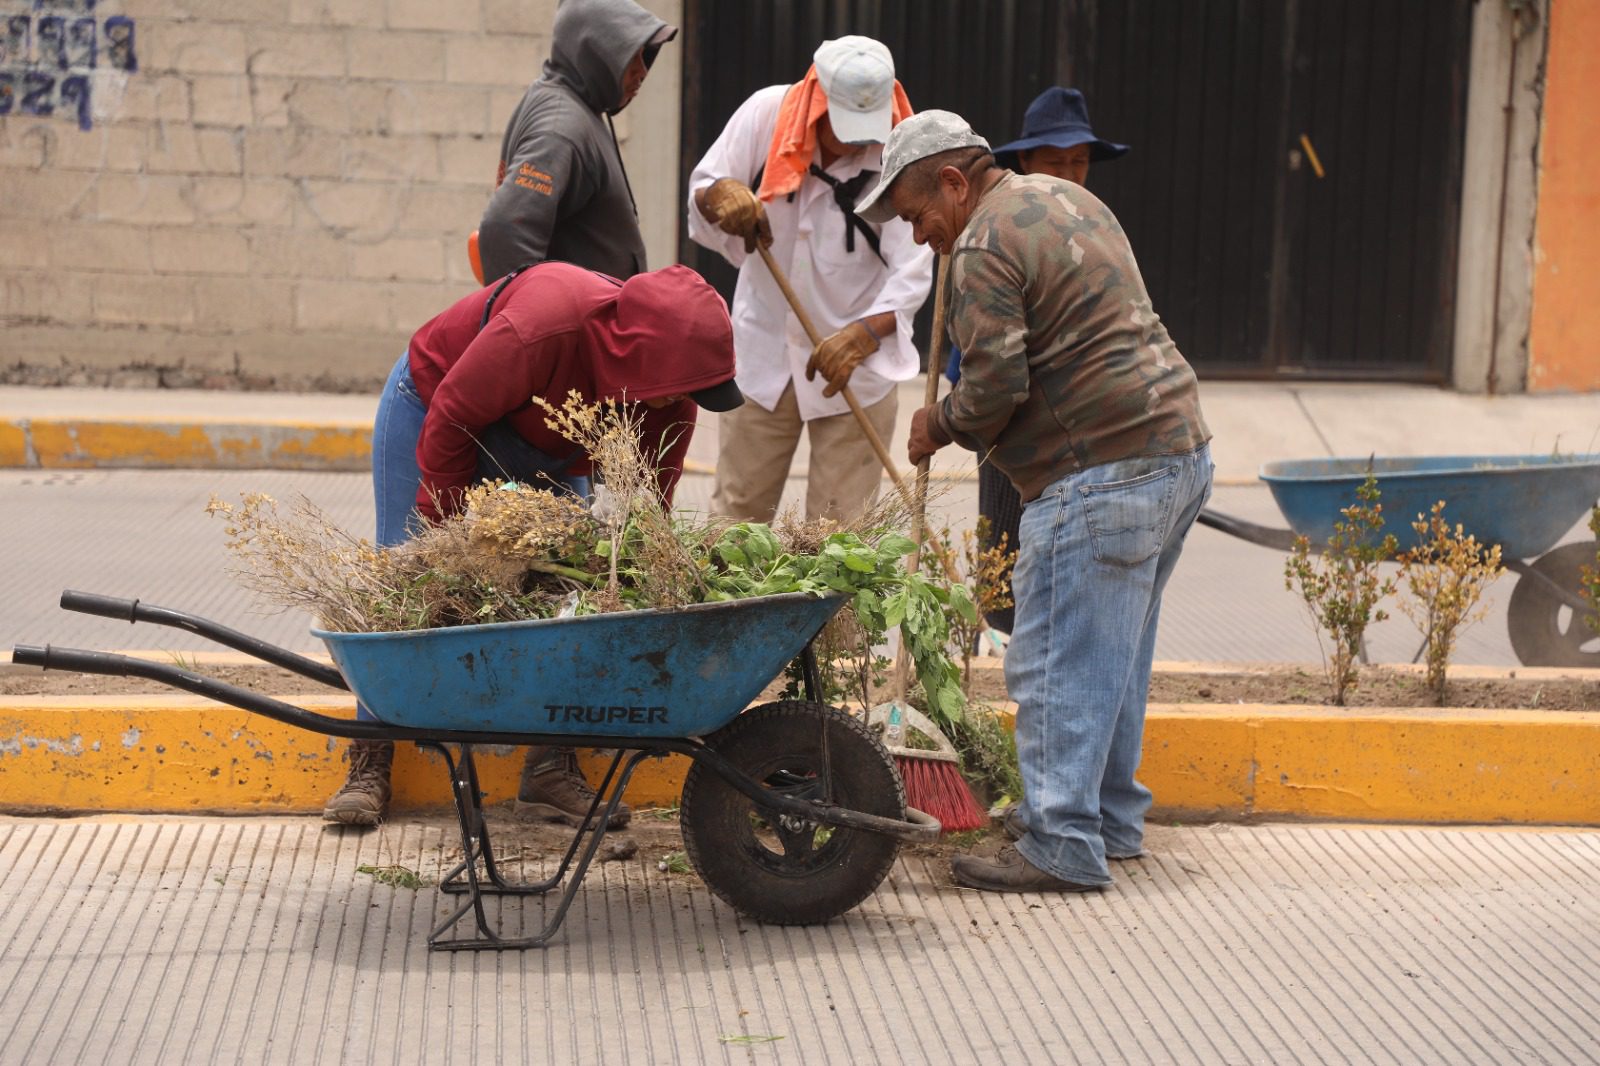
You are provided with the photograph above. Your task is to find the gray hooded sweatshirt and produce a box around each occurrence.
[477,0,671,283]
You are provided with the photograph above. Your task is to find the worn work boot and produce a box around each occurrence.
[515,747,632,829]
[951,844,1104,894]
[322,739,394,826]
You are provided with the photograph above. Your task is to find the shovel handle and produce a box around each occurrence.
[755,244,916,510]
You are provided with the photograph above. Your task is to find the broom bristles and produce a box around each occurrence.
[896,754,986,833]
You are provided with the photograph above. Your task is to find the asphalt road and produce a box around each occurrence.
[4,467,1588,666]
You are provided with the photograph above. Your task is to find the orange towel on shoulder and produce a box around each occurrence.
[756,65,914,202]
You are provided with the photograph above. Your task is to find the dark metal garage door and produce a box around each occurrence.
[678,0,1474,380]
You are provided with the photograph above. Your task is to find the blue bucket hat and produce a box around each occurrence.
[991,87,1129,171]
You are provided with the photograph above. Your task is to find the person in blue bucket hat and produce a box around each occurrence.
[948,87,1129,636]
[991,86,1128,182]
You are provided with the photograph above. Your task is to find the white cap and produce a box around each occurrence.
[813,36,895,146]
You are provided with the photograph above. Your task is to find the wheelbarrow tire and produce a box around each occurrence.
[680,700,903,926]
[1507,541,1600,668]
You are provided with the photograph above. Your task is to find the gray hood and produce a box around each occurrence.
[543,0,670,115]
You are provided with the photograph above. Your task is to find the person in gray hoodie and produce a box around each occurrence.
[427,0,674,833]
[475,0,676,284]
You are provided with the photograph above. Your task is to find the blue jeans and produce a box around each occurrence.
[1007,443,1213,885]
[362,353,590,719]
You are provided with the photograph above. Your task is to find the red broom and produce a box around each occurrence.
[882,701,988,833]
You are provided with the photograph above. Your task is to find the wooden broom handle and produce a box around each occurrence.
[893,254,952,701]
[908,254,952,575]
[908,257,996,638]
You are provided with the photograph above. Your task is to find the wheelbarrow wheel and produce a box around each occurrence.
[1507,541,1600,667]
[680,700,904,926]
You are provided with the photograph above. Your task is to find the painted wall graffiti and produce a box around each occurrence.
[0,1,136,131]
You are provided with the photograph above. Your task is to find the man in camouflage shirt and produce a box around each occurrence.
[858,110,1213,893]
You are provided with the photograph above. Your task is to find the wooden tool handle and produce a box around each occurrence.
[756,244,978,627]
[755,245,916,511]
[893,255,952,701]
[908,255,952,575]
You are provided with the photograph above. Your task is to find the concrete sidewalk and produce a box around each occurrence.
[4,379,1598,485]
[3,814,1598,1066]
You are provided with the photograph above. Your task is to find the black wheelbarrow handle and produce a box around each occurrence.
[9,644,942,845]
[1195,508,1308,552]
[58,589,348,690]
[13,643,380,737]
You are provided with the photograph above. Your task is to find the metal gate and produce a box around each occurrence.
[678,0,1474,380]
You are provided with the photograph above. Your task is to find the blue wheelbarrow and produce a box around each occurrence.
[1197,454,1600,667]
[13,591,939,951]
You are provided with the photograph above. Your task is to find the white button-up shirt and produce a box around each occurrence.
[687,85,935,420]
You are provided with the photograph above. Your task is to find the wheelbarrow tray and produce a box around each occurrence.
[1259,454,1600,559]
[16,587,942,951]
[313,592,847,737]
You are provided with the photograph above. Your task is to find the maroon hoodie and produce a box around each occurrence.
[406,262,734,520]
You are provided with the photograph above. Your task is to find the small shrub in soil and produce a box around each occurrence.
[1284,473,1398,706]
[1396,501,1504,705]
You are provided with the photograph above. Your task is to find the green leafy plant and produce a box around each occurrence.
[892,518,1021,804]
[656,851,691,874]
[1283,473,1398,705]
[948,706,1022,807]
[1396,501,1504,704]
[704,522,974,730]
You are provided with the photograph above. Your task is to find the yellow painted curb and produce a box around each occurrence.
[0,696,688,814]
[0,421,29,465]
[4,418,371,471]
[3,696,1599,825]
[1158,703,1600,825]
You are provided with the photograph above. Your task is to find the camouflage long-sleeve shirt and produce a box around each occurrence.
[928,172,1210,501]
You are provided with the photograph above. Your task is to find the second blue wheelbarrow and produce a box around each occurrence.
[1197,454,1600,667]
[14,590,939,951]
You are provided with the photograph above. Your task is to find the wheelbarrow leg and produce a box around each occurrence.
[799,643,824,704]
[427,743,651,951]
[431,742,556,898]
[434,745,631,896]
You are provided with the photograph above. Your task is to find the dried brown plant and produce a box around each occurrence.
[936,516,1015,695]
[533,391,707,607]
[1396,501,1504,703]
[208,487,595,633]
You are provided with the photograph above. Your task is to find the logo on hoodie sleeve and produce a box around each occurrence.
[515,162,556,196]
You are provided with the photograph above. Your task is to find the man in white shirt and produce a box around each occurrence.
[687,36,934,522]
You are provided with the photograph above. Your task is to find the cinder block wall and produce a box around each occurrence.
[0,0,682,389]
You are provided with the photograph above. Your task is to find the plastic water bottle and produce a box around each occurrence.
[882,704,905,749]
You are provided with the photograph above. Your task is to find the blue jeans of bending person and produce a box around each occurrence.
[359,352,591,721]
[1006,443,1213,885]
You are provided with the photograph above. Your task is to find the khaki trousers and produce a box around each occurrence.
[712,383,898,524]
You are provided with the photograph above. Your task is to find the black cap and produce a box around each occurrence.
[689,378,744,412]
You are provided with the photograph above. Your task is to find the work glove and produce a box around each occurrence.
[704,178,772,253]
[805,319,880,398]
